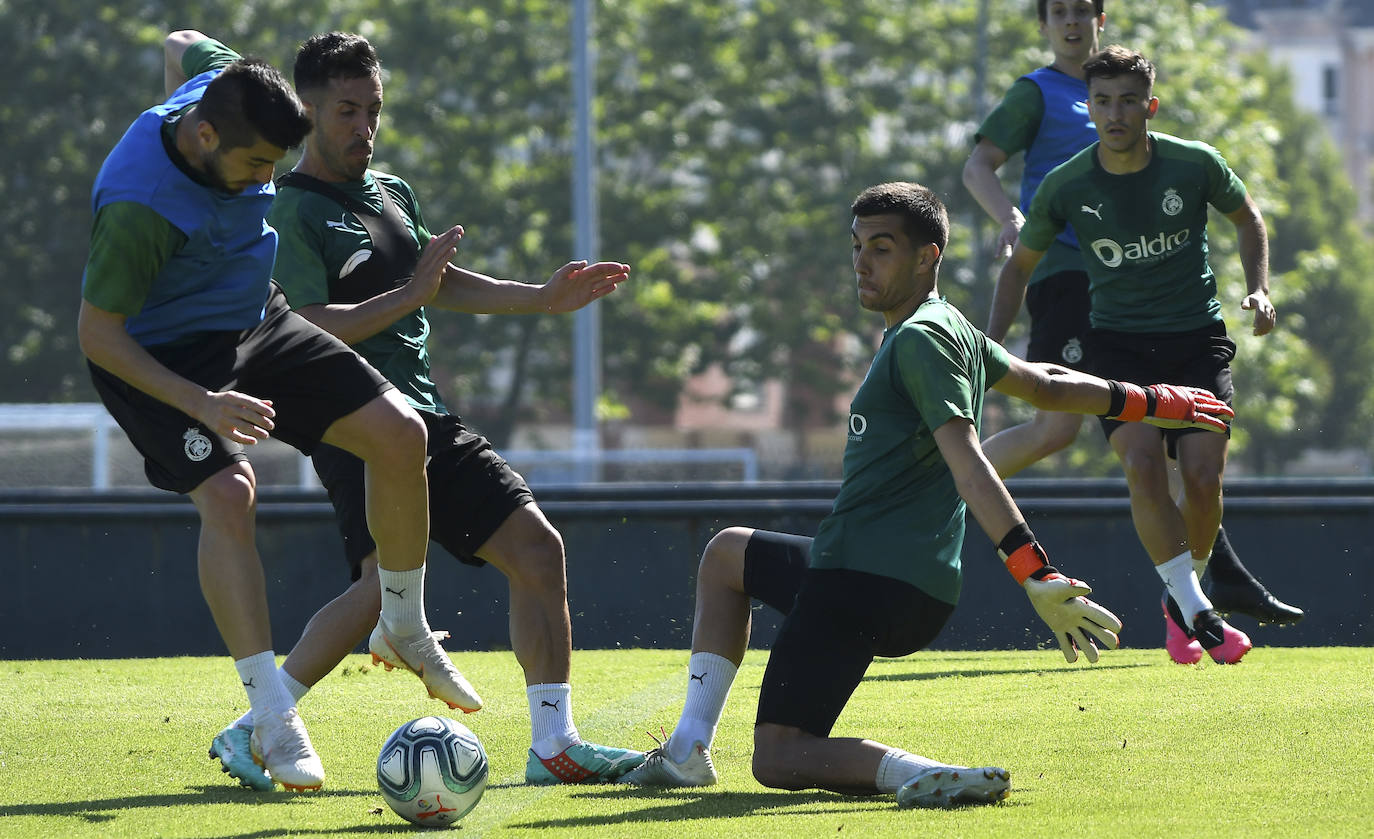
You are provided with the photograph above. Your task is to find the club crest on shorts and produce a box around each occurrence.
[1060,338,1084,365]
[183,427,213,462]
[1161,188,1183,217]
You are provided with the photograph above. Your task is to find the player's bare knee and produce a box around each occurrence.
[502,527,567,596]
[699,527,751,585]
[1039,421,1079,454]
[1115,445,1166,489]
[751,728,808,790]
[353,400,426,470]
[190,465,257,521]
[1179,462,1223,504]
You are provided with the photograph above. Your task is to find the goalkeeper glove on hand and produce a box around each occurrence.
[999,523,1123,664]
[1103,381,1234,432]
[1021,568,1124,663]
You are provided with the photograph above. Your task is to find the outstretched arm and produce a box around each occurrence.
[933,418,1122,663]
[431,259,629,314]
[990,354,1233,432]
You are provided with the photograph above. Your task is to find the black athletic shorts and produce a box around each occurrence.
[312,409,535,580]
[1087,321,1235,454]
[1025,270,1091,369]
[89,284,393,494]
[743,530,955,737]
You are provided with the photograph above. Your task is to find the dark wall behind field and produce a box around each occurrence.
[2,480,1369,660]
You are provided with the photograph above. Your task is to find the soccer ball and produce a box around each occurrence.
[377,716,489,828]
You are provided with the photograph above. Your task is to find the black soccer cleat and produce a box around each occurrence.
[1207,575,1304,625]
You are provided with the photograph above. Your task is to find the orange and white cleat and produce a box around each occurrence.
[369,621,483,712]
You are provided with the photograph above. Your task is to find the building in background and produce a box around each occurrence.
[1222,0,1374,220]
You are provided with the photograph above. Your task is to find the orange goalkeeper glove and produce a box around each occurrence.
[1103,381,1234,432]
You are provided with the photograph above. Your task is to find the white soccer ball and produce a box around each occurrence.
[377,716,489,828]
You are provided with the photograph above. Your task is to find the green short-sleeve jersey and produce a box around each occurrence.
[974,77,1086,287]
[809,298,1012,605]
[268,171,444,413]
[1021,132,1248,333]
[81,39,240,318]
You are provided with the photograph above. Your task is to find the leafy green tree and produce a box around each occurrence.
[2,0,1371,475]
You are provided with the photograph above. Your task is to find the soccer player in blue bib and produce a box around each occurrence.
[80,31,475,791]
[988,46,1273,665]
[622,181,1232,806]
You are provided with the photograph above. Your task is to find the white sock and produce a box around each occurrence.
[669,652,738,763]
[282,668,310,703]
[876,748,948,794]
[378,567,427,636]
[1156,551,1212,629]
[230,667,308,731]
[235,651,293,724]
[528,683,578,759]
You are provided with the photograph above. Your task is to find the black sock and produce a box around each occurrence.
[1207,526,1251,584]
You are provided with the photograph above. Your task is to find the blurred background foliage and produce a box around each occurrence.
[2,0,1370,475]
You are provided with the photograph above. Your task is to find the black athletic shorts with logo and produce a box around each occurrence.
[312,409,535,580]
[1025,270,1091,370]
[1087,320,1235,454]
[89,284,393,494]
[743,530,955,737]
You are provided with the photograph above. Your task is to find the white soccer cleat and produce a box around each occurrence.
[249,708,324,792]
[369,621,483,713]
[896,765,1009,809]
[620,738,717,787]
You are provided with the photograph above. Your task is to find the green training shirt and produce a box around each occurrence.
[974,76,1083,286]
[1020,131,1248,333]
[268,171,445,413]
[809,298,1012,605]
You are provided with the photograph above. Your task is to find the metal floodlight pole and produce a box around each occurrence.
[571,0,602,483]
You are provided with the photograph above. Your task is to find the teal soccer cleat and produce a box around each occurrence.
[209,723,272,791]
[524,741,645,784]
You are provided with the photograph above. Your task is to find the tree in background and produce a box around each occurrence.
[2,0,1371,474]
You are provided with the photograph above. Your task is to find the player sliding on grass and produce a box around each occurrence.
[195,31,643,790]
[621,182,1233,807]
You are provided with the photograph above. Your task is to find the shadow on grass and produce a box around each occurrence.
[510,787,1025,828]
[0,784,373,823]
[865,661,1152,682]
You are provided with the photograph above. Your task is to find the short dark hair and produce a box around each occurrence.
[850,182,950,256]
[198,57,312,151]
[1037,0,1105,22]
[1083,44,1155,90]
[293,32,381,93]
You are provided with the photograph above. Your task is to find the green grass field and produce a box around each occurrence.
[1,647,1371,838]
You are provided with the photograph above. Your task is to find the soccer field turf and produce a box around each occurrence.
[1,647,1370,838]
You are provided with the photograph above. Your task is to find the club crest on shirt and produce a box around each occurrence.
[1161,188,1184,217]
[1060,337,1084,365]
[183,427,213,462]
